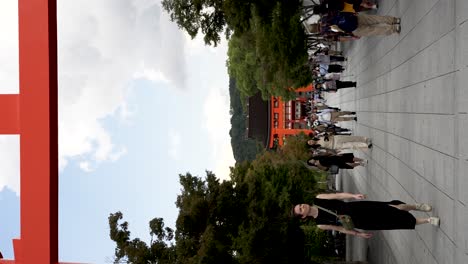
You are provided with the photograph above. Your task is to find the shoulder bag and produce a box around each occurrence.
[315,204,355,230]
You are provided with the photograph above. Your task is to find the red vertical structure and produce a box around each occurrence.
[0,0,62,263]
[18,0,58,263]
[268,84,315,148]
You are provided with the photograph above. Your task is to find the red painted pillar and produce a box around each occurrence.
[0,1,84,263]
[18,0,58,263]
[0,95,20,134]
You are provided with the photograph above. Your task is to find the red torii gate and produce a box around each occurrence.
[0,1,78,263]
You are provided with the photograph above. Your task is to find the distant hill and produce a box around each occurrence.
[229,78,262,162]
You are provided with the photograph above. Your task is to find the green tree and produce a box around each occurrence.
[249,3,312,99]
[161,0,259,47]
[109,137,331,263]
[161,0,227,46]
[108,212,175,264]
[227,4,312,99]
[162,0,312,98]
[228,78,261,162]
[227,33,261,98]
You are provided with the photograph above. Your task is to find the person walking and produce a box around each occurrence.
[313,109,357,124]
[319,80,357,92]
[312,123,353,136]
[319,12,401,40]
[307,134,371,151]
[292,193,440,238]
[312,54,347,65]
[353,13,401,37]
[307,153,366,171]
[327,64,345,73]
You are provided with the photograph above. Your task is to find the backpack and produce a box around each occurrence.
[331,12,358,33]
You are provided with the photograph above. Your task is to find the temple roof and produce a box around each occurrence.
[246,93,270,148]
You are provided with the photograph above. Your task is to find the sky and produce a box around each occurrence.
[0,0,235,262]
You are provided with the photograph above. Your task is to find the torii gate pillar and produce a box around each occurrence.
[0,0,62,263]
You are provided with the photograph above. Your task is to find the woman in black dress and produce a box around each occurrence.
[292,193,440,238]
[307,153,365,171]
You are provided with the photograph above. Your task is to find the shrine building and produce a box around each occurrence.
[246,84,315,149]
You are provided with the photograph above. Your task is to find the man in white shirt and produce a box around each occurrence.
[313,109,356,124]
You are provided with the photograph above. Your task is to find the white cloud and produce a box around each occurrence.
[203,87,236,181]
[213,143,235,181]
[0,2,20,193]
[0,136,20,194]
[184,29,227,56]
[133,68,170,84]
[79,161,93,172]
[56,0,188,171]
[0,0,190,193]
[116,100,135,124]
[0,0,18,94]
[168,129,181,160]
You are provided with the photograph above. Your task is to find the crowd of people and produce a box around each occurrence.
[290,0,440,239]
[307,0,401,41]
[304,56,367,173]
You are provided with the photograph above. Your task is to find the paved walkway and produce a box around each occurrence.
[325,0,468,263]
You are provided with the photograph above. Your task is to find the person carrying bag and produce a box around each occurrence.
[315,204,355,230]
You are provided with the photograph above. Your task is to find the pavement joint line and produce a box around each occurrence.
[349,0,448,80]
[333,1,467,262]
[346,161,441,264]
[332,69,457,101]
[351,26,456,91]
[335,70,458,104]
[340,1,396,70]
[345,0,400,70]
[350,142,456,261]
[452,17,460,252]
[341,87,460,255]
[359,121,457,164]
[459,199,466,206]
[352,111,454,116]
[357,123,457,200]
[353,144,420,206]
[352,167,393,204]
[372,232,402,264]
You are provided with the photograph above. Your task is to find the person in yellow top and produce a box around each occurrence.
[314,1,401,39]
[313,0,377,15]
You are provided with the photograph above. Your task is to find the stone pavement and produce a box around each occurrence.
[324,0,468,263]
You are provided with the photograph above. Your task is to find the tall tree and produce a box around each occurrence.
[249,2,312,99]
[161,0,226,46]
[109,212,175,264]
[162,0,312,98]
[227,4,312,100]
[109,136,330,263]
[227,33,261,98]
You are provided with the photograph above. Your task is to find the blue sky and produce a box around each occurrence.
[0,0,235,263]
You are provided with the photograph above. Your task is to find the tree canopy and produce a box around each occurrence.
[161,0,259,46]
[108,135,333,264]
[163,0,313,98]
[161,0,227,46]
[228,78,261,163]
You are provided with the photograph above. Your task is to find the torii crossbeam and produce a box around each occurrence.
[0,1,78,263]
